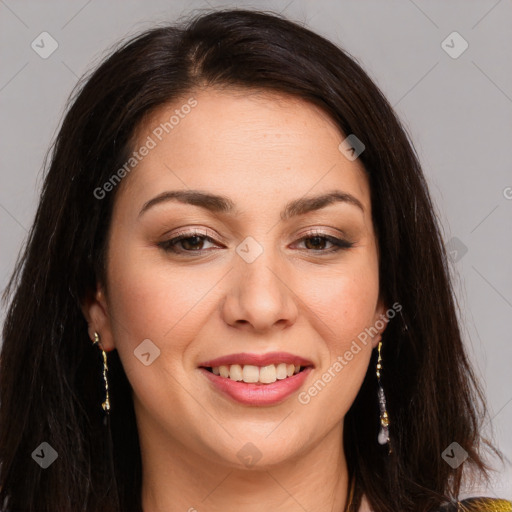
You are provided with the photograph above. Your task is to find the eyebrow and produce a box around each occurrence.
[138,189,364,220]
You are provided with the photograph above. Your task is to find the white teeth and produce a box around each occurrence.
[276,363,288,380]
[229,364,243,381]
[259,364,277,384]
[242,364,259,383]
[209,363,304,384]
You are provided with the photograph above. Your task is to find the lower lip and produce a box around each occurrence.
[199,367,313,406]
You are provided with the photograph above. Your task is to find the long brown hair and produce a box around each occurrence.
[0,8,501,512]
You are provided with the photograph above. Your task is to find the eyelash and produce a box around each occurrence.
[158,229,354,256]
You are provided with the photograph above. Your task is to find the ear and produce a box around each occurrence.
[80,283,116,352]
[370,297,389,349]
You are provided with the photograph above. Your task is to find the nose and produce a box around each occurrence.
[221,253,299,334]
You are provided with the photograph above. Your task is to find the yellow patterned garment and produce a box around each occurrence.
[442,498,512,511]
[355,495,512,511]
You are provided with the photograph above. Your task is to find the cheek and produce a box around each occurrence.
[105,242,211,374]
[107,264,173,340]
[299,259,380,348]
[105,250,212,430]
[293,258,379,417]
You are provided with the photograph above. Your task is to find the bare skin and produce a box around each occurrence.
[82,88,387,512]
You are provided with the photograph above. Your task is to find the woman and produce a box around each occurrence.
[0,8,510,512]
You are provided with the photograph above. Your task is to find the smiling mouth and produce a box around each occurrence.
[201,363,311,385]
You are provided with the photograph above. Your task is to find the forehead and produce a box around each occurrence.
[117,88,370,214]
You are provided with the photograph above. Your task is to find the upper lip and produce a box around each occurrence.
[198,352,314,368]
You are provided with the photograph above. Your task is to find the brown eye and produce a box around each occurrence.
[294,232,354,253]
[158,231,219,254]
[303,236,329,250]
[177,235,206,251]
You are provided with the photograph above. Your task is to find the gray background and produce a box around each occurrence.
[1,0,511,498]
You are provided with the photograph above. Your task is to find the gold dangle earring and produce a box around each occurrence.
[91,332,119,505]
[92,332,111,413]
[376,340,391,454]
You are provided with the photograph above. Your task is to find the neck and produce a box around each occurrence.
[139,420,351,512]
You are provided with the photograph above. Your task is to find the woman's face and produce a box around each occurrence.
[86,88,386,468]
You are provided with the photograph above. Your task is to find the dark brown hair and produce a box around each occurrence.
[0,8,501,512]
